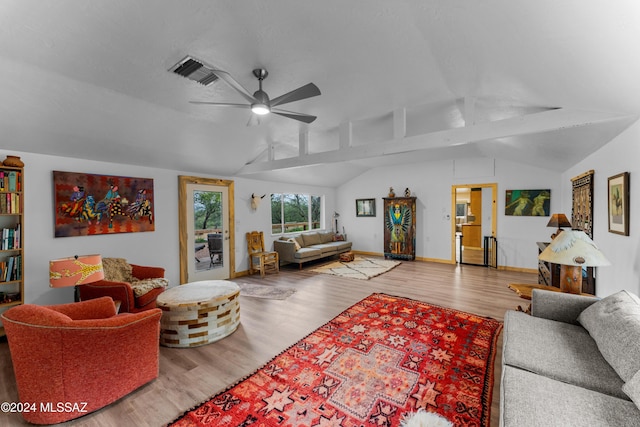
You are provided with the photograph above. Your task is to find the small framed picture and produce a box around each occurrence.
[608,172,630,236]
[356,198,376,217]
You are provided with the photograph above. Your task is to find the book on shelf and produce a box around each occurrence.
[7,172,16,192]
[0,226,21,250]
[5,257,14,281]
[0,171,21,193]
[0,193,21,214]
[0,255,21,281]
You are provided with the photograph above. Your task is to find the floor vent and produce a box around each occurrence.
[170,56,219,86]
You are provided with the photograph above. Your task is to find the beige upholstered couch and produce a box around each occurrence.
[273,231,351,268]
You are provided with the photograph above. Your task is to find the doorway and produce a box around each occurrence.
[451,183,497,266]
[179,176,235,284]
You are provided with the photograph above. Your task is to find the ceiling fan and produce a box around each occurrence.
[189,67,321,124]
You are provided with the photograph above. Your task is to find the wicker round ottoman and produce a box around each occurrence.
[156,280,240,348]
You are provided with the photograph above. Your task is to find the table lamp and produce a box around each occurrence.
[49,255,105,300]
[547,213,572,240]
[538,230,609,294]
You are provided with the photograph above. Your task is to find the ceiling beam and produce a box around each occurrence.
[238,108,633,175]
[339,122,352,150]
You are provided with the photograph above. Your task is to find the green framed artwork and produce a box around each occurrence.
[608,172,630,236]
[505,189,551,216]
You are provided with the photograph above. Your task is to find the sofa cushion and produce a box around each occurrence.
[310,243,339,254]
[623,369,640,410]
[301,232,322,246]
[319,232,335,243]
[293,247,322,260]
[293,235,305,248]
[578,290,640,382]
[504,310,626,399]
[501,366,640,427]
[335,241,352,251]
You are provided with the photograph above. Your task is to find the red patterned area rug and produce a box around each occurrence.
[168,293,502,427]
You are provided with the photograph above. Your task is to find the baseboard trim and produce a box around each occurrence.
[240,249,535,276]
[415,256,456,265]
[352,250,535,272]
[497,265,538,274]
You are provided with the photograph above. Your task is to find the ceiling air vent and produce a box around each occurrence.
[170,56,219,86]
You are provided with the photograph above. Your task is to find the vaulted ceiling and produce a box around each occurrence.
[0,1,638,186]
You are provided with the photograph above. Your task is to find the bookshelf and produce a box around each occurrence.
[0,163,23,337]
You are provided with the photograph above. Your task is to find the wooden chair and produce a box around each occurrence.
[246,231,279,277]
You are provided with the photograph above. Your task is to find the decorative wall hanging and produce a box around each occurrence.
[53,171,154,237]
[383,196,416,260]
[355,198,376,217]
[571,170,594,238]
[505,189,551,216]
[607,172,630,236]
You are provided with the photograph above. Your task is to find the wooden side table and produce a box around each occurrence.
[508,283,562,300]
[508,283,593,313]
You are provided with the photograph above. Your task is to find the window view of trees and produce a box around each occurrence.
[271,193,322,234]
[194,190,222,242]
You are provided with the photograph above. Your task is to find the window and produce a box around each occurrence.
[271,193,323,234]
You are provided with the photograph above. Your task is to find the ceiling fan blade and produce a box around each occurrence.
[189,101,250,109]
[210,69,257,104]
[271,108,317,124]
[270,83,321,107]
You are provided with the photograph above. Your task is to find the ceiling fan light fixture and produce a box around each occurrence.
[251,103,270,115]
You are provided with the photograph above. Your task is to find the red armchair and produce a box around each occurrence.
[1,297,161,425]
[78,260,166,313]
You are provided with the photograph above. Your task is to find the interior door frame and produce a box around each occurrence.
[178,175,235,284]
[450,183,497,264]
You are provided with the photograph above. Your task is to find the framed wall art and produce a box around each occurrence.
[571,170,594,238]
[53,170,155,237]
[356,198,376,217]
[505,189,551,216]
[608,172,630,236]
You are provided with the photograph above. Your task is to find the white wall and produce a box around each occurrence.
[4,150,335,307]
[562,119,640,297]
[337,158,563,269]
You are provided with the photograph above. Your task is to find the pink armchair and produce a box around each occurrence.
[78,261,166,313]
[1,297,161,425]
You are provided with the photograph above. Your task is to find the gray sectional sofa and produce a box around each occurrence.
[501,289,640,426]
[273,231,352,268]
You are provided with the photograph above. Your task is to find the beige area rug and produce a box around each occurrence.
[236,283,296,300]
[311,256,401,280]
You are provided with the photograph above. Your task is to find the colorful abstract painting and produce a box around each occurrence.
[53,171,154,237]
[505,189,551,216]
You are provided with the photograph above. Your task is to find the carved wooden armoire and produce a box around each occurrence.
[383,197,416,260]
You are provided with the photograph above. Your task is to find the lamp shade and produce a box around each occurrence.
[546,213,572,228]
[49,255,104,288]
[538,230,610,267]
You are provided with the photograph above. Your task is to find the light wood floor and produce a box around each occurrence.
[0,258,535,426]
